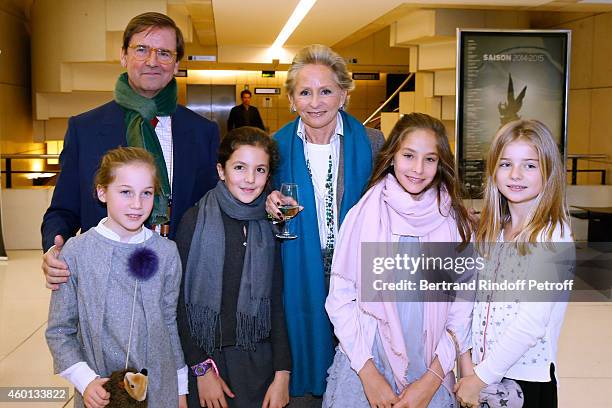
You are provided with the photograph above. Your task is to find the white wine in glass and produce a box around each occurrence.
[278,205,300,219]
[276,183,299,239]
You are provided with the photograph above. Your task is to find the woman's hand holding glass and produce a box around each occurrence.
[265,191,302,221]
[266,184,303,239]
[276,183,300,239]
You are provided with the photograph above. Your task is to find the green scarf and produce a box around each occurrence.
[114,72,177,225]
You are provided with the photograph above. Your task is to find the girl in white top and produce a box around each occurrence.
[455,119,574,408]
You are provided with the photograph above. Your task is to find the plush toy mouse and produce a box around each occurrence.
[103,368,148,407]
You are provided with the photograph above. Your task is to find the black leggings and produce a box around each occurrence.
[513,364,558,408]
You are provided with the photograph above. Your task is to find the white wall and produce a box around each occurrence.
[1,188,53,250]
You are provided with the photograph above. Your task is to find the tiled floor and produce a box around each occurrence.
[0,250,610,407]
[0,251,74,407]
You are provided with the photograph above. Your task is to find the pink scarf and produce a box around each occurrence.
[331,173,460,389]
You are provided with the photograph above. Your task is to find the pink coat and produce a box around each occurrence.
[325,174,473,392]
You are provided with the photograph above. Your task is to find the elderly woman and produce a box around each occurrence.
[267,44,384,405]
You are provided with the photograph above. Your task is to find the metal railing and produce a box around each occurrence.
[365,107,400,130]
[363,73,414,127]
[567,154,608,185]
[1,154,60,188]
[2,152,609,188]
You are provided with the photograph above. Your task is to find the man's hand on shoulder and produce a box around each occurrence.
[42,235,70,290]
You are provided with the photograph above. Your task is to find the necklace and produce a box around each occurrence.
[304,137,336,277]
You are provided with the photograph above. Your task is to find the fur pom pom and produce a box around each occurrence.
[128,248,158,281]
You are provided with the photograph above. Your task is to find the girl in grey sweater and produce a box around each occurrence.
[46,147,188,408]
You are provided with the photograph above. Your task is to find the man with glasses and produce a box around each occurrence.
[41,13,219,287]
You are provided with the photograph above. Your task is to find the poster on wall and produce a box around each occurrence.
[455,29,570,198]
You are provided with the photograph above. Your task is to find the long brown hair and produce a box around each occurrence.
[367,113,473,246]
[476,119,569,255]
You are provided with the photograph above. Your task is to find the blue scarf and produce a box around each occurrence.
[273,111,373,396]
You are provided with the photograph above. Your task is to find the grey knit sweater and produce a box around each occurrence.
[46,229,185,407]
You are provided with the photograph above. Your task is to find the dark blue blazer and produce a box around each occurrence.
[41,101,220,251]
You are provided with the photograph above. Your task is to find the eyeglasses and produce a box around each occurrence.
[128,44,177,64]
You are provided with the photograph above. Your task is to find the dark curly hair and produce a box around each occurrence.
[218,127,279,176]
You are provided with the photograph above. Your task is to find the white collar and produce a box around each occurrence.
[94,217,152,243]
[297,112,343,144]
[156,116,171,125]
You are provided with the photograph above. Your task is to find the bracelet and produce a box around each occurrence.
[426,367,445,383]
[191,358,219,377]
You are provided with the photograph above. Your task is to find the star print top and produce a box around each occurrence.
[471,222,574,385]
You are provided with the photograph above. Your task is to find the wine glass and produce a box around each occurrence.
[276,183,300,239]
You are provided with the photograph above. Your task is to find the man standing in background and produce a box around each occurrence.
[227,89,265,131]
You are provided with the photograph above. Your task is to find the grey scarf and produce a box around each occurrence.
[184,181,275,354]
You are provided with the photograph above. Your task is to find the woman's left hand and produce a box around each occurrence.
[262,371,290,408]
[454,373,486,408]
[178,394,187,408]
[393,373,439,408]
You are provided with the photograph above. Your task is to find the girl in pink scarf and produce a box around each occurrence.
[324,113,474,408]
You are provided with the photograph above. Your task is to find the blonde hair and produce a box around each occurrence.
[367,113,473,248]
[475,119,569,255]
[285,44,354,98]
[94,147,160,196]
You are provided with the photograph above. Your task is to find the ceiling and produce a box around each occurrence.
[208,0,612,50]
[10,0,612,66]
[9,0,612,48]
